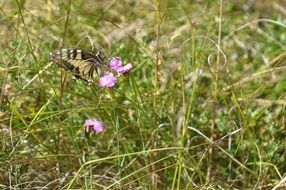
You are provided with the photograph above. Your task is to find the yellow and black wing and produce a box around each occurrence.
[49,48,105,84]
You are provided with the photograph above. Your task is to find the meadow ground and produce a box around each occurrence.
[0,0,286,189]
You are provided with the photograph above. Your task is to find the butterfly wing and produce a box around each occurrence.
[49,48,105,83]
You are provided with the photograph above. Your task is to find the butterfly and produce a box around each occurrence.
[49,48,105,84]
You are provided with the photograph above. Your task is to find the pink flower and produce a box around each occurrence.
[99,72,117,87]
[108,57,122,70]
[84,118,105,132]
[116,63,132,74]
[108,57,133,75]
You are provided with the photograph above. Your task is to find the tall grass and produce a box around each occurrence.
[0,0,286,189]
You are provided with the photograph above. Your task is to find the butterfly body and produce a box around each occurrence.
[49,48,105,84]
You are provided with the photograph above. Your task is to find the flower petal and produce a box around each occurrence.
[84,118,105,132]
[99,72,117,87]
[117,63,133,74]
[108,57,122,70]
[92,120,105,132]
[85,119,95,126]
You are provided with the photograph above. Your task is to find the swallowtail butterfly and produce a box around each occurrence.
[49,48,105,84]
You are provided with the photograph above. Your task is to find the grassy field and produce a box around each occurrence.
[1,0,286,189]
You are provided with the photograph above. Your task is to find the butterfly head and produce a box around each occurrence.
[95,51,106,63]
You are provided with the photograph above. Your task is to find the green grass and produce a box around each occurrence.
[1,0,286,189]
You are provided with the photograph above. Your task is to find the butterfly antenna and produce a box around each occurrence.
[76,35,95,51]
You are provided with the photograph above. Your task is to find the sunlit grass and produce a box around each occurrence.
[0,0,286,189]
